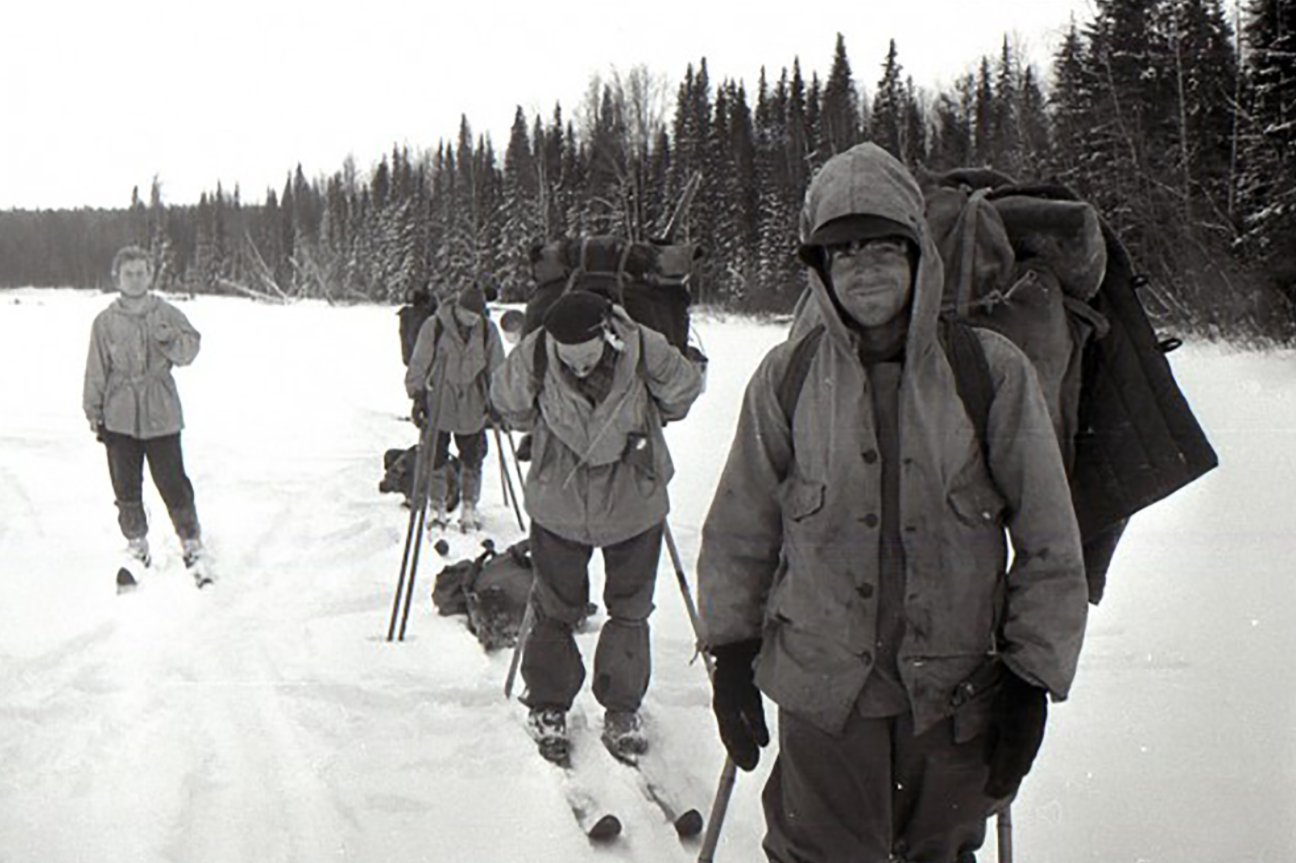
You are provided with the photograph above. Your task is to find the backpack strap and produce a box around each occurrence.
[939,317,995,465]
[776,324,827,422]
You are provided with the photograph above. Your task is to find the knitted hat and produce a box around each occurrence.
[457,283,487,316]
[543,291,612,345]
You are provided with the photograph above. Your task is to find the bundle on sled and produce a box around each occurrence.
[431,539,534,652]
[920,167,1219,602]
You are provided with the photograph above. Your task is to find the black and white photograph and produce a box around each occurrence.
[1,1,1291,861]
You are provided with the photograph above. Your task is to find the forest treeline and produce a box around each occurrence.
[2,0,1293,343]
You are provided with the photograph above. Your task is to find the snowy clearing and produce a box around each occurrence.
[0,288,1292,863]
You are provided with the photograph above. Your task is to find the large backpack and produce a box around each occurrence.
[923,169,1217,601]
[786,171,1218,603]
[523,236,702,352]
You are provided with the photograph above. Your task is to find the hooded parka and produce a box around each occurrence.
[491,307,703,547]
[83,295,201,439]
[405,303,506,434]
[697,143,1089,737]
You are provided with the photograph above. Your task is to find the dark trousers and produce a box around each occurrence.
[763,708,993,863]
[520,521,663,713]
[430,428,486,470]
[102,431,199,541]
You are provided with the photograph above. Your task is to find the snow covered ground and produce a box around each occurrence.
[0,287,1291,863]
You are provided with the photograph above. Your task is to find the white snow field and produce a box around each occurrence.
[0,288,1291,863]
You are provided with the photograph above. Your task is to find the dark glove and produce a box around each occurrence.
[985,668,1049,798]
[515,432,533,462]
[92,420,107,443]
[710,639,769,771]
[411,398,428,428]
[488,404,503,425]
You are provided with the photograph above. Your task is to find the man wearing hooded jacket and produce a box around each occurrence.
[697,143,1088,862]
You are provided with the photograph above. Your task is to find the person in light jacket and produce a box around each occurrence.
[491,290,703,763]
[405,282,506,531]
[84,245,207,580]
[697,143,1089,863]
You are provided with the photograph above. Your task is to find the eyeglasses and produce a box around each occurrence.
[824,236,910,262]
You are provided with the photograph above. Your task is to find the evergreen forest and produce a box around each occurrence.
[2,0,1293,343]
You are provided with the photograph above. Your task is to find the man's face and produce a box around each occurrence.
[116,259,153,297]
[826,237,913,328]
[554,335,605,378]
[454,306,481,328]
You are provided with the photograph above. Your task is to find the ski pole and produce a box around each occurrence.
[491,420,525,531]
[391,361,449,641]
[388,417,434,641]
[997,804,1013,863]
[662,522,742,863]
[496,423,533,698]
[697,758,738,863]
[492,421,511,506]
[504,600,534,699]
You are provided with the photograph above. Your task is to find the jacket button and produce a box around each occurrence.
[856,583,874,599]
[863,513,879,528]
[862,449,878,464]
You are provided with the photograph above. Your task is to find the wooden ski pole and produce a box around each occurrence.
[661,522,742,863]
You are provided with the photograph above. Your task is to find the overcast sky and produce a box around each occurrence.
[3,0,1105,211]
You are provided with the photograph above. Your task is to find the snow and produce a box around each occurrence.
[0,288,1292,863]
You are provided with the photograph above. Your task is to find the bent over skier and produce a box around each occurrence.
[697,143,1089,863]
[491,290,703,763]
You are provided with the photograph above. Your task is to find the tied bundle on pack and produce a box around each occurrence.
[524,236,703,354]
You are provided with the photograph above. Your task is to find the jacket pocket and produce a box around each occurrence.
[947,479,1006,529]
[950,659,1004,743]
[782,477,826,524]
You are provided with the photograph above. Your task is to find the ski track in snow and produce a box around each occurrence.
[1,289,1293,863]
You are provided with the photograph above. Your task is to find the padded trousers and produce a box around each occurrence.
[520,521,664,713]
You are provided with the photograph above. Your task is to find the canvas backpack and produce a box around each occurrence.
[785,169,1217,602]
[523,235,702,353]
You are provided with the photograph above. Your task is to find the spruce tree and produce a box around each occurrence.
[820,33,863,158]
[872,40,905,160]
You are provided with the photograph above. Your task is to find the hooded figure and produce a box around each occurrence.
[697,143,1088,863]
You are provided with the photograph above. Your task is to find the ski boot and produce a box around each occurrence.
[458,501,483,533]
[116,536,151,594]
[458,465,483,532]
[526,707,571,766]
[182,537,215,588]
[428,502,450,530]
[601,710,648,763]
